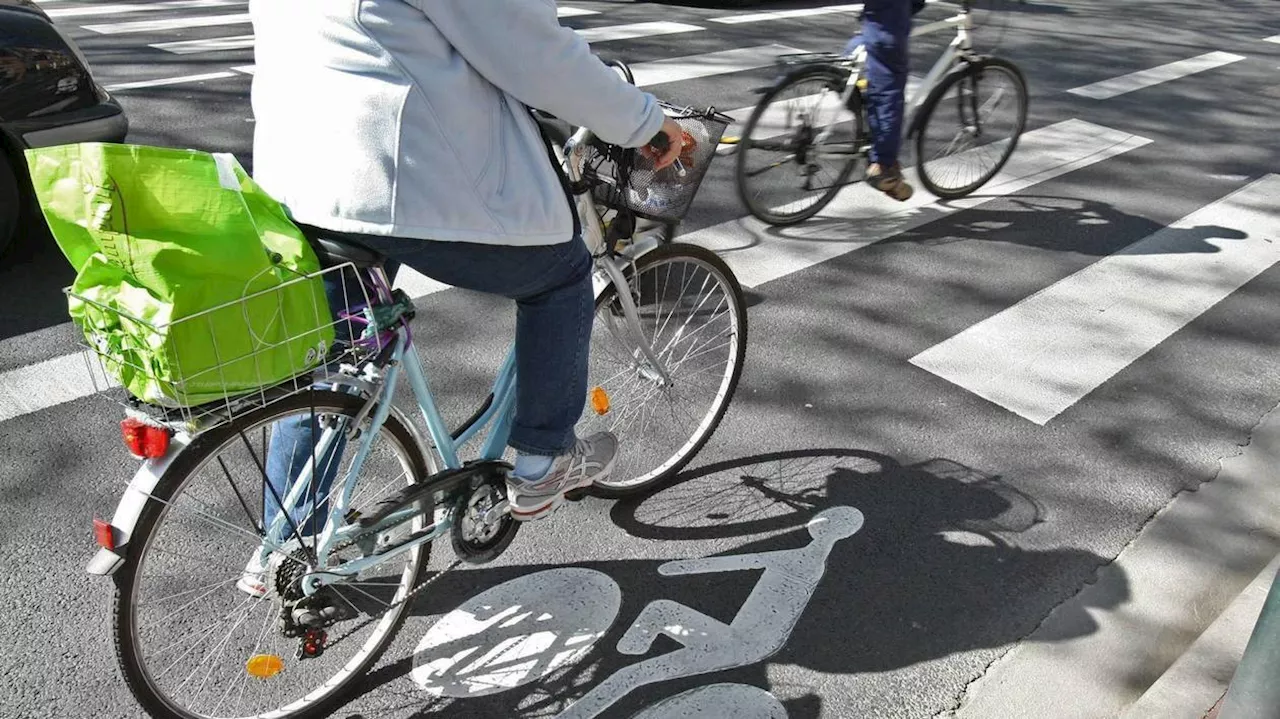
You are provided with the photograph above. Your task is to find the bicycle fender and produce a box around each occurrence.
[87,433,193,576]
[592,230,667,300]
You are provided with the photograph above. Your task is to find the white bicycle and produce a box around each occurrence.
[734,0,1029,225]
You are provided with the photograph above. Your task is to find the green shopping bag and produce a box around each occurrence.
[25,142,335,408]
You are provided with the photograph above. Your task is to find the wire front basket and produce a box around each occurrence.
[67,262,390,434]
[586,103,734,223]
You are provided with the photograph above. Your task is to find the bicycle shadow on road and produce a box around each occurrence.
[334,448,1123,719]
[764,193,1247,258]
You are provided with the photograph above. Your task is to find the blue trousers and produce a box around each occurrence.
[262,234,594,534]
[845,0,913,167]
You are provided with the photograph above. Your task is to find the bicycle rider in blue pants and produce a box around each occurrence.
[845,0,927,201]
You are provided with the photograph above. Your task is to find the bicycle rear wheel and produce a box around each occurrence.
[736,67,863,226]
[915,57,1028,199]
[580,243,748,497]
[113,390,431,719]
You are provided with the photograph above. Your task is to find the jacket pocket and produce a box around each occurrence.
[473,101,503,193]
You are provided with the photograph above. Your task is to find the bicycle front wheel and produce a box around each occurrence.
[736,67,863,226]
[113,390,432,719]
[581,243,748,497]
[915,57,1028,199]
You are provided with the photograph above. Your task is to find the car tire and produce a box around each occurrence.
[0,150,18,259]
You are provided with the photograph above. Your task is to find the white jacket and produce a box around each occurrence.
[248,0,666,245]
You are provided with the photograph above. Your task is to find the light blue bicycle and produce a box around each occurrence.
[86,91,747,718]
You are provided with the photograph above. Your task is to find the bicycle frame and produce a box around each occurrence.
[240,124,675,593]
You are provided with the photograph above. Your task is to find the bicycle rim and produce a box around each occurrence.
[736,69,861,225]
[917,59,1027,199]
[114,391,430,719]
[582,244,747,496]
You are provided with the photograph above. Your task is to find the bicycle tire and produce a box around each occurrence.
[915,57,1028,200]
[736,66,862,226]
[113,390,432,719]
[585,242,748,498]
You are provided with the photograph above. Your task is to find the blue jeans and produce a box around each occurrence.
[845,0,914,167]
[262,234,594,534]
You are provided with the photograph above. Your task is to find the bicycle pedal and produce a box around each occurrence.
[564,488,589,502]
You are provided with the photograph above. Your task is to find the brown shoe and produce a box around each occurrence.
[866,163,913,201]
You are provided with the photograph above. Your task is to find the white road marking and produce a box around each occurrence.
[711,2,863,25]
[557,6,599,17]
[151,34,254,55]
[103,70,237,91]
[632,685,787,719]
[46,0,243,19]
[633,44,805,87]
[1265,35,1280,44]
[577,21,703,43]
[0,353,117,423]
[82,12,251,34]
[692,119,1152,289]
[152,21,700,58]
[910,174,1280,425]
[411,568,620,697]
[1066,51,1246,100]
[558,507,863,718]
[391,270,448,298]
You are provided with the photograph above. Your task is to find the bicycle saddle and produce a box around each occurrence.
[298,224,385,269]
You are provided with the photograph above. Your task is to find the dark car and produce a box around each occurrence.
[0,0,127,257]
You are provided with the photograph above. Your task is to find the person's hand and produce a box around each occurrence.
[645,117,686,170]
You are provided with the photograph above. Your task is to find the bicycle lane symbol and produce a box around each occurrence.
[409,506,864,717]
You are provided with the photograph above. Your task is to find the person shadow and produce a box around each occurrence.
[334,448,1124,719]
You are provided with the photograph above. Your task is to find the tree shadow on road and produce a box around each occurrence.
[329,448,1123,719]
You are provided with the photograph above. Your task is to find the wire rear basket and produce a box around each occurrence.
[68,262,390,433]
[586,103,734,223]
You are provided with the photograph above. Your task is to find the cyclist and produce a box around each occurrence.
[244,0,685,578]
[846,0,928,201]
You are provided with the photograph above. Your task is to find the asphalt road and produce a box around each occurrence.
[2,1,1279,718]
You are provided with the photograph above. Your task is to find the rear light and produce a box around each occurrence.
[121,417,171,459]
[93,517,116,551]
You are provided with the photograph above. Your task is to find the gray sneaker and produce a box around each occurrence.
[507,432,619,521]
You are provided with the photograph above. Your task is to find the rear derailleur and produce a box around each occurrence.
[276,557,356,660]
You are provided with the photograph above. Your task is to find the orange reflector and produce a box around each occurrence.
[93,518,115,551]
[590,387,610,415]
[246,654,284,679]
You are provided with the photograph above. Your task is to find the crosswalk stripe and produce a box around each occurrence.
[634,44,805,86]
[82,11,251,34]
[687,119,1152,289]
[151,34,254,55]
[577,21,703,43]
[711,3,863,25]
[103,70,237,91]
[149,21,700,56]
[558,6,600,18]
[146,43,802,89]
[910,174,1280,425]
[1066,51,1246,100]
[46,0,244,20]
[0,354,116,424]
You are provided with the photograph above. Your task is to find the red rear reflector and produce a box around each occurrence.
[121,418,171,459]
[94,518,115,551]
